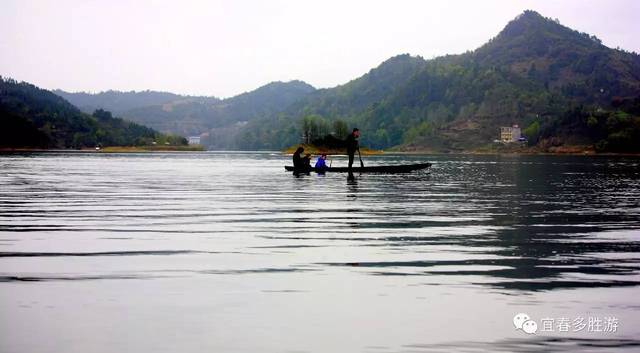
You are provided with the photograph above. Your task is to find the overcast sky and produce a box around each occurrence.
[1,0,638,98]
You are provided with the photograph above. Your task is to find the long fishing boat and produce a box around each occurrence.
[284,162,431,174]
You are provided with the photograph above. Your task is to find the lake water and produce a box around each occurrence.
[1,152,639,352]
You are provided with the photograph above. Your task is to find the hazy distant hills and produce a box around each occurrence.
[57,81,315,137]
[0,77,184,149]
[53,10,640,152]
[51,89,207,115]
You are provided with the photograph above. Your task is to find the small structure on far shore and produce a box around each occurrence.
[188,136,201,145]
[500,125,522,143]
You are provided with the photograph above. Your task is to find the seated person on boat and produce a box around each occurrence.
[314,154,328,172]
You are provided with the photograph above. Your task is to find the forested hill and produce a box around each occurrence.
[57,80,316,137]
[286,54,428,117]
[0,77,185,149]
[241,10,639,152]
[349,10,640,151]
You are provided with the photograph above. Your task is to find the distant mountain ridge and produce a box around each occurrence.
[52,89,209,115]
[52,10,640,152]
[56,80,316,137]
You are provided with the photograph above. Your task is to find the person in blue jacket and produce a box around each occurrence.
[314,153,328,171]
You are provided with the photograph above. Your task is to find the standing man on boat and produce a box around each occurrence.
[292,146,305,171]
[345,128,360,174]
[292,146,312,175]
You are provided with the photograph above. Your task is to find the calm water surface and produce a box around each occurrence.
[1,152,639,352]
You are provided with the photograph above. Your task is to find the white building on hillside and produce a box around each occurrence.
[500,125,522,143]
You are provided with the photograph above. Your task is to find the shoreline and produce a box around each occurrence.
[2,147,639,157]
[391,148,640,157]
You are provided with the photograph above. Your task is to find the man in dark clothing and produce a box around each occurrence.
[345,128,360,174]
[292,146,305,171]
[292,146,311,175]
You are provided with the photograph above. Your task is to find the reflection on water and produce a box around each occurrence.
[407,337,640,352]
[0,152,639,352]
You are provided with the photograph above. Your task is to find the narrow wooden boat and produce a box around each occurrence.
[284,162,431,174]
